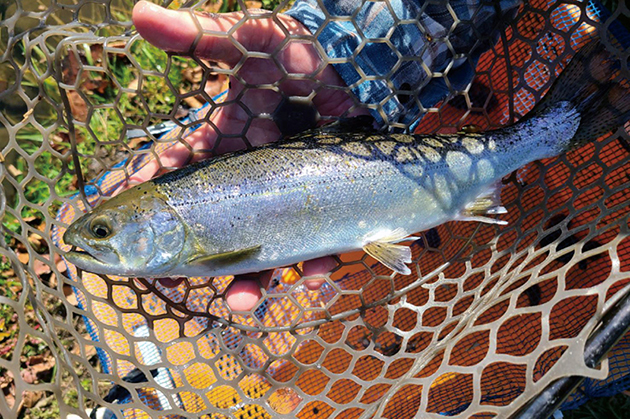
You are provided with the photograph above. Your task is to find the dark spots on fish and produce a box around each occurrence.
[523,284,542,306]
[313,407,320,415]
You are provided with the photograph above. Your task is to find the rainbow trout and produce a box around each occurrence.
[63,40,630,277]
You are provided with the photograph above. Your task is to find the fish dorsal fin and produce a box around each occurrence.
[188,245,261,267]
[363,228,419,275]
[458,181,508,225]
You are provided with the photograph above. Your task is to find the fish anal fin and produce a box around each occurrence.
[189,245,261,267]
[460,181,507,225]
[363,240,413,275]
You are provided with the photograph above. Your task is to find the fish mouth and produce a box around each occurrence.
[63,228,119,274]
[64,248,111,272]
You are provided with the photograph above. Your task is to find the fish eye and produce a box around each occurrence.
[90,217,112,239]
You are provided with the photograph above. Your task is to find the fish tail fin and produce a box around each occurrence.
[537,39,630,150]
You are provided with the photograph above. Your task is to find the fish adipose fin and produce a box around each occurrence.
[363,228,419,275]
[458,181,508,225]
[188,245,261,268]
[536,39,630,152]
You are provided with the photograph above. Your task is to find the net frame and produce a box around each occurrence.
[1,0,630,418]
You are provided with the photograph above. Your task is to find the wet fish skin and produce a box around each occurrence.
[63,102,579,277]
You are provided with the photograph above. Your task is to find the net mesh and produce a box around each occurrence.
[2,0,630,418]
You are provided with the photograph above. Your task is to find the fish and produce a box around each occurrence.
[63,40,630,278]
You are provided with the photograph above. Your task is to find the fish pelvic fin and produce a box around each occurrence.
[363,228,419,275]
[188,245,261,269]
[534,38,630,151]
[458,181,508,225]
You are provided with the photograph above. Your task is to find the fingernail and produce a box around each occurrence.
[136,1,163,14]
[146,2,163,13]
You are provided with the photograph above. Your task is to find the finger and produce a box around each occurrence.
[133,1,244,65]
[225,271,273,312]
[302,256,338,290]
[133,2,307,67]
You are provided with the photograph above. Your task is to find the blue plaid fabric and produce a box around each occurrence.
[286,0,522,130]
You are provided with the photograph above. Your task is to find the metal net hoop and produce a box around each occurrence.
[1,0,630,418]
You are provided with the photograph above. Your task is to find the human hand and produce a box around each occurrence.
[130,1,363,311]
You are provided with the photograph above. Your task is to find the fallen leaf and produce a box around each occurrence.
[20,356,55,384]
[205,73,229,98]
[127,137,150,150]
[0,338,17,357]
[7,164,22,177]
[63,284,79,306]
[20,369,37,385]
[107,40,127,49]
[33,259,52,277]
[3,389,15,409]
[126,78,139,98]
[61,49,82,85]
[81,79,111,95]
[50,131,69,143]
[17,253,29,264]
[0,319,11,342]
[71,341,96,359]
[90,44,103,64]
[56,259,68,274]
[21,108,34,123]
[180,88,204,109]
[22,390,44,409]
[67,91,88,122]
[27,233,44,248]
[27,355,45,366]
[183,67,203,84]
[201,1,222,13]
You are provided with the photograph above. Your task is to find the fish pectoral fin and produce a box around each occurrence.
[363,238,413,276]
[459,181,508,225]
[188,245,261,267]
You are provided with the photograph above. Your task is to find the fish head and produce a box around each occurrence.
[63,183,188,276]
